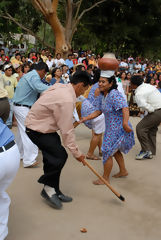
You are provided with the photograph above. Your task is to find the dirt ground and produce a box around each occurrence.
[6,117,161,240]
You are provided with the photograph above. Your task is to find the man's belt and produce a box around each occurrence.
[0,97,8,101]
[13,103,31,108]
[0,140,15,153]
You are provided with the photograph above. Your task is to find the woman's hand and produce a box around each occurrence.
[123,122,132,133]
[79,117,88,124]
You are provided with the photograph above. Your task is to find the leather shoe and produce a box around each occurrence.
[57,193,73,202]
[41,189,62,209]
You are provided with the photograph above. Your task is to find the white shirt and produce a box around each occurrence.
[116,77,127,101]
[134,63,141,73]
[119,61,128,68]
[54,58,65,67]
[46,59,54,69]
[135,83,161,113]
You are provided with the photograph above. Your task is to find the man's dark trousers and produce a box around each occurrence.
[136,109,161,155]
[26,128,68,194]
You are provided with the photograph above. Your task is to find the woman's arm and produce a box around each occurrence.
[122,107,132,132]
[79,110,102,123]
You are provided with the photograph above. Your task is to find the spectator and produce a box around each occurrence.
[65,54,74,71]
[41,49,48,63]
[51,67,64,85]
[46,54,54,70]
[54,53,65,67]
[128,59,135,74]
[3,64,17,129]
[13,62,49,168]
[22,63,30,75]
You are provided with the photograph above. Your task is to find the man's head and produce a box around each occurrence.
[70,71,91,97]
[4,64,13,77]
[130,75,144,89]
[41,49,46,56]
[87,64,94,75]
[15,53,21,60]
[35,62,49,79]
[56,53,61,59]
[1,54,6,61]
[0,48,4,56]
[68,54,72,60]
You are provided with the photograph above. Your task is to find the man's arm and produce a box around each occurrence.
[28,74,49,93]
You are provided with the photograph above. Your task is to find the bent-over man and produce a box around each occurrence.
[25,71,91,209]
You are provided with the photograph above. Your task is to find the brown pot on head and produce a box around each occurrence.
[98,53,119,71]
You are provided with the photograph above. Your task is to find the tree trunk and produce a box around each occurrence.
[47,14,69,57]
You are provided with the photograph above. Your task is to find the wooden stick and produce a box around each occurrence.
[84,159,125,202]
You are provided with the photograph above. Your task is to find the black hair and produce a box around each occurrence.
[70,70,91,87]
[22,63,30,73]
[56,53,61,57]
[35,62,49,72]
[131,75,144,86]
[146,76,152,84]
[29,64,37,71]
[51,67,60,77]
[61,64,68,69]
[15,53,21,57]
[93,68,100,84]
[158,81,161,89]
[106,76,118,92]
[75,65,85,72]
[68,54,72,57]
[87,64,93,70]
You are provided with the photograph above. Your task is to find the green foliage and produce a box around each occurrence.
[0,0,161,58]
[72,0,161,58]
[0,0,42,34]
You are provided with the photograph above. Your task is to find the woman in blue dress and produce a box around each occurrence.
[81,73,135,184]
[81,81,105,160]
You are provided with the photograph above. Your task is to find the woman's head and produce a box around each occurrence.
[22,63,30,73]
[120,72,126,79]
[126,72,131,80]
[51,67,62,78]
[99,75,118,93]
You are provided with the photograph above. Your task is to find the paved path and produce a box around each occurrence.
[6,117,161,240]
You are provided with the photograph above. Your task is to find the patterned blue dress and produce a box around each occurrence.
[81,83,99,129]
[95,89,135,164]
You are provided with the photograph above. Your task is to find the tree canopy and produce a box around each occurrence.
[0,0,161,57]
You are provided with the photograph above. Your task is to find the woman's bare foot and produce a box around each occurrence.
[93,177,109,185]
[112,171,128,178]
[86,154,101,160]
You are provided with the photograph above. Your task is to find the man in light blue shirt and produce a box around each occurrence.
[65,54,74,73]
[13,65,49,106]
[13,62,49,168]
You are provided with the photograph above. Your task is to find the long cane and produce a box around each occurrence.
[84,159,125,202]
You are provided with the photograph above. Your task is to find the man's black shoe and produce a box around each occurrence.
[41,189,62,209]
[57,193,73,202]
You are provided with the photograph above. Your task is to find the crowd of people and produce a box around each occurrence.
[1,43,161,240]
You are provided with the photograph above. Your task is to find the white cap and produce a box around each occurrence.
[12,63,20,69]
[4,64,12,71]
[100,70,115,78]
